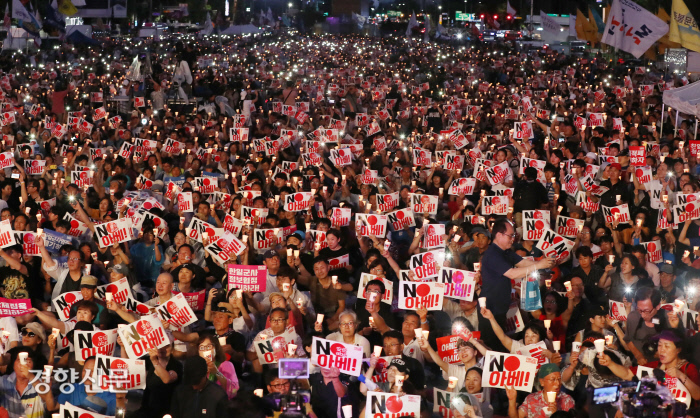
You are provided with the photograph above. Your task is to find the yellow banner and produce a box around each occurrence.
[669,0,700,53]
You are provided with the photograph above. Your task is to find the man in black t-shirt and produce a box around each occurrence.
[133,342,183,418]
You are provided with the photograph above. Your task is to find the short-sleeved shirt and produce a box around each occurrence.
[307,278,346,316]
[480,243,523,316]
[57,383,117,415]
[519,391,575,418]
[0,372,46,418]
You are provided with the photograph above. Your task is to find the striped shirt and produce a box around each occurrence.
[0,373,46,418]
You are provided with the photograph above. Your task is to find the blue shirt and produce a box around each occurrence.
[480,243,523,316]
[57,383,116,415]
[129,243,164,285]
[0,372,46,418]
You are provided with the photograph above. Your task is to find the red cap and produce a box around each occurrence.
[609,163,622,171]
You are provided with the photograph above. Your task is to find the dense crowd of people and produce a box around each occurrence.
[0,31,693,418]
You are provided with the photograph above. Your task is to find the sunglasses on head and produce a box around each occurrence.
[21,329,35,337]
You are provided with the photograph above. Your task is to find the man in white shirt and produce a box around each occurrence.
[400,312,425,365]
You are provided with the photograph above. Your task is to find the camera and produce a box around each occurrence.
[594,374,687,417]
[276,380,311,418]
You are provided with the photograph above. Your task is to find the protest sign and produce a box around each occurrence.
[481,350,538,392]
[156,293,198,328]
[398,281,445,310]
[522,210,551,241]
[53,291,83,321]
[311,337,363,376]
[94,218,133,249]
[356,273,393,304]
[387,208,416,231]
[356,214,388,238]
[365,392,421,418]
[438,267,476,301]
[73,329,118,362]
[92,355,147,391]
[117,313,169,359]
[253,328,299,364]
[227,265,267,292]
[409,250,443,281]
[0,298,31,317]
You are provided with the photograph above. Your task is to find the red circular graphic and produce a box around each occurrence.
[143,202,153,210]
[492,197,500,205]
[386,396,403,413]
[265,230,274,239]
[203,178,211,186]
[111,359,128,370]
[420,195,430,205]
[294,193,304,202]
[136,304,150,314]
[423,253,434,264]
[689,195,696,202]
[65,293,77,303]
[136,320,153,336]
[368,215,377,226]
[32,161,39,167]
[396,211,404,220]
[106,284,118,293]
[504,356,520,371]
[534,211,543,219]
[647,242,657,252]
[416,283,431,297]
[635,169,643,178]
[23,234,33,244]
[106,223,118,234]
[92,332,108,347]
[566,219,575,227]
[145,180,153,188]
[453,271,464,284]
[166,300,179,315]
[205,227,216,237]
[553,236,563,244]
[79,413,95,418]
[384,195,393,204]
[688,203,696,213]
[330,259,339,265]
[70,220,79,228]
[153,218,161,227]
[529,160,538,167]
[535,220,544,230]
[80,172,88,180]
[330,343,347,356]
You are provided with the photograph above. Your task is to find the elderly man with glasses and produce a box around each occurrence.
[479,219,555,352]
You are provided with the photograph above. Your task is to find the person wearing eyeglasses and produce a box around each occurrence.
[479,219,555,352]
[262,369,317,418]
[322,310,370,357]
[36,235,86,301]
[246,307,305,374]
[196,334,239,400]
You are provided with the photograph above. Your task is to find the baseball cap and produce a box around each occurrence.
[264,249,279,259]
[182,356,208,385]
[585,152,598,161]
[537,363,560,379]
[80,275,98,289]
[609,163,622,171]
[389,358,410,375]
[82,395,108,414]
[659,264,675,274]
[587,304,608,320]
[109,264,129,276]
[289,231,305,241]
[22,322,46,342]
[471,227,491,239]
